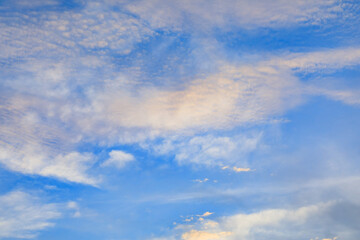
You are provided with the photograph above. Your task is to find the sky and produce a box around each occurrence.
[0,0,360,239]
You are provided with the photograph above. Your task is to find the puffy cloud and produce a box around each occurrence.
[168,201,360,240]
[0,191,60,239]
[101,150,135,169]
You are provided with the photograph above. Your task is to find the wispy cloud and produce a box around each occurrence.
[2,46,360,182]
[273,47,360,72]
[0,191,60,239]
[149,133,262,167]
[0,145,98,185]
[0,1,360,239]
[1,0,360,185]
[125,0,343,30]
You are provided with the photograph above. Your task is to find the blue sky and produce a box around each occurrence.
[0,0,360,239]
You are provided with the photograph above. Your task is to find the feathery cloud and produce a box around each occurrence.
[0,191,60,239]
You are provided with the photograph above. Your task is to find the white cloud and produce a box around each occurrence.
[0,1,153,60]
[0,191,60,239]
[223,204,325,239]
[0,0,59,9]
[101,150,135,169]
[93,63,302,132]
[67,201,81,218]
[125,0,343,30]
[199,212,213,217]
[0,92,98,185]
[273,47,360,72]
[62,47,360,139]
[0,145,98,185]
[162,201,360,240]
[136,133,262,167]
[309,87,360,105]
[82,47,360,138]
[231,167,251,172]
[171,134,261,166]
[182,230,232,240]
[2,3,360,183]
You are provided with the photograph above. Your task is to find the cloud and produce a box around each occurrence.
[0,145,98,185]
[0,92,99,185]
[89,47,360,135]
[309,88,360,105]
[0,0,59,9]
[274,47,360,72]
[221,166,252,172]
[0,0,153,184]
[125,0,343,30]
[0,1,153,60]
[67,201,81,218]
[199,212,213,217]
[2,46,360,182]
[182,230,232,240]
[94,63,302,132]
[1,0,360,184]
[232,167,251,172]
[194,178,209,183]
[146,133,262,167]
[101,150,135,169]
[168,201,360,240]
[0,191,60,239]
